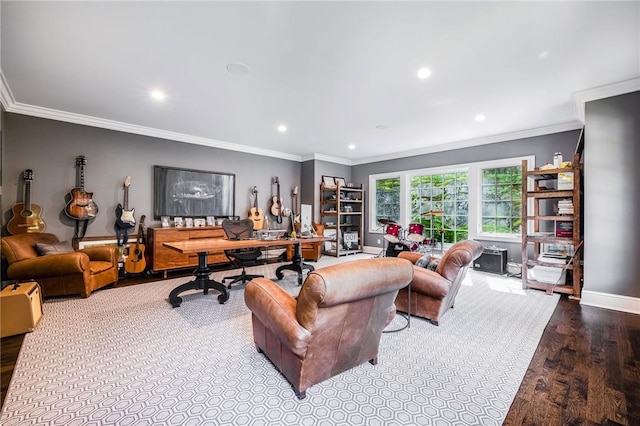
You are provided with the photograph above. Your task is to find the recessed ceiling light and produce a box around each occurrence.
[348,144,356,150]
[417,67,432,79]
[376,124,390,130]
[226,63,251,75]
[538,51,549,60]
[277,124,287,133]
[150,90,166,101]
[475,114,486,122]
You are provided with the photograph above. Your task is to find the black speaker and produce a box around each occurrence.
[473,248,507,275]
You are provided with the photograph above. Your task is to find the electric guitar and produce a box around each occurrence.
[7,169,46,234]
[270,177,283,223]
[248,186,264,230]
[124,215,147,274]
[115,176,136,229]
[65,156,99,220]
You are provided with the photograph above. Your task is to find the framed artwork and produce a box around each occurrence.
[174,217,184,228]
[161,216,170,228]
[322,175,336,188]
[184,217,194,228]
[206,216,215,226]
[194,218,206,227]
[335,177,346,188]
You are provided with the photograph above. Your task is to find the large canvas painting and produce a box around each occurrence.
[154,166,235,219]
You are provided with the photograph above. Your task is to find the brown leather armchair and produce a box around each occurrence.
[244,257,413,399]
[286,222,324,261]
[1,233,118,298]
[396,240,483,326]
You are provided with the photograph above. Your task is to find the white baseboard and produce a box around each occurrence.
[363,245,382,255]
[580,290,640,315]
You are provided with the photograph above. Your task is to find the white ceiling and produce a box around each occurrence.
[1,1,639,165]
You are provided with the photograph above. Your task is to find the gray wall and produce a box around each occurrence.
[584,91,640,298]
[1,113,301,241]
[352,130,581,260]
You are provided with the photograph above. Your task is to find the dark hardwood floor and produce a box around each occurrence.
[2,283,639,424]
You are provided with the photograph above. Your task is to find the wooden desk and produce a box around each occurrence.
[163,237,327,307]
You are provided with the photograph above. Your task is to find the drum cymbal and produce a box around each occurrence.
[421,210,444,216]
[378,218,396,225]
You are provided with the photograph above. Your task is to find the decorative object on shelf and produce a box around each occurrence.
[184,218,194,228]
[206,216,215,226]
[335,177,346,187]
[193,218,206,227]
[322,175,336,188]
[343,231,358,250]
[161,216,170,228]
[173,217,183,228]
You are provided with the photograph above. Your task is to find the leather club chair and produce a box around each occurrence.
[244,257,413,399]
[286,222,325,262]
[396,239,483,326]
[1,233,118,298]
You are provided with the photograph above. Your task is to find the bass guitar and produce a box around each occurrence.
[115,176,136,229]
[248,186,264,230]
[124,215,147,274]
[65,156,99,220]
[7,169,46,234]
[270,176,283,223]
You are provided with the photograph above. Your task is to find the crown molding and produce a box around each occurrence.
[350,122,583,165]
[301,153,353,166]
[572,78,640,123]
[0,69,16,111]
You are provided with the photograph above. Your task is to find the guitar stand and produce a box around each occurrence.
[74,219,90,240]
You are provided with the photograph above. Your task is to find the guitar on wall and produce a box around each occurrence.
[7,169,46,234]
[248,186,264,230]
[64,155,99,220]
[124,215,147,274]
[270,177,283,223]
[115,176,136,230]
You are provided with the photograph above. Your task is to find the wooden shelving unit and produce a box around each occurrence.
[521,153,583,298]
[319,183,364,257]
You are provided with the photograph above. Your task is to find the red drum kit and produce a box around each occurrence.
[378,214,442,257]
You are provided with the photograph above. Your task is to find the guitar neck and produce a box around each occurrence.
[24,180,32,211]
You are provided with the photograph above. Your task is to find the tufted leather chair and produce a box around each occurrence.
[396,240,483,326]
[1,233,118,298]
[244,257,413,399]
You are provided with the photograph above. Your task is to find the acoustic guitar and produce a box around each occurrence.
[7,169,46,234]
[124,215,146,274]
[270,177,283,223]
[115,176,136,229]
[65,156,99,220]
[248,186,264,230]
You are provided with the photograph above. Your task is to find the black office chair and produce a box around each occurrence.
[222,219,264,288]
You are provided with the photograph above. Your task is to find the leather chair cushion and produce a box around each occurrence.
[35,241,74,256]
[90,261,116,274]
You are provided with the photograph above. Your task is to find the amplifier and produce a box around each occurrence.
[473,248,507,275]
[1,281,43,338]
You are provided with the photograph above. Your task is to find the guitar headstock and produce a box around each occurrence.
[76,156,87,167]
[273,176,279,185]
[124,176,132,188]
[23,169,34,181]
[139,215,146,225]
[292,186,299,196]
[251,186,258,194]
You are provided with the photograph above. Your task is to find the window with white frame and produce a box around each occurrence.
[369,156,533,244]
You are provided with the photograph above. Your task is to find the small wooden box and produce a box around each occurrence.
[1,281,43,338]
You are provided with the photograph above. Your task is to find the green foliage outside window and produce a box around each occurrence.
[375,177,400,225]
[410,171,468,244]
[481,166,522,234]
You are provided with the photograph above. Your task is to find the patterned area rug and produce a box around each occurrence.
[2,257,559,425]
